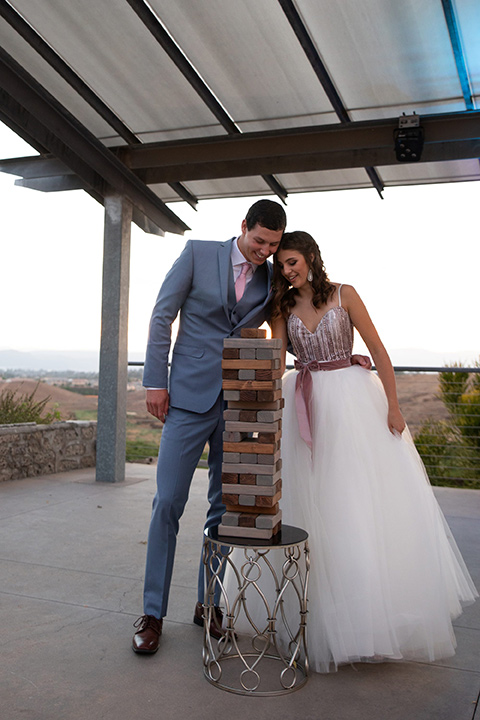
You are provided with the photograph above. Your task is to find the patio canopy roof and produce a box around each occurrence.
[0,0,479,235]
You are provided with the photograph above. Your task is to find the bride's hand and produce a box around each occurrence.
[388,407,406,436]
[351,354,372,370]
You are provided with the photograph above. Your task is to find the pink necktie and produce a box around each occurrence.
[235,262,251,301]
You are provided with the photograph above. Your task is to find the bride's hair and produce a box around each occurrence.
[272,231,335,320]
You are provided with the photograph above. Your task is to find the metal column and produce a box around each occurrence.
[96,193,132,482]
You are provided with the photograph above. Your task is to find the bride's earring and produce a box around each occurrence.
[307,269,313,282]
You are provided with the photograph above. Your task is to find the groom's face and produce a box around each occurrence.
[238,220,283,266]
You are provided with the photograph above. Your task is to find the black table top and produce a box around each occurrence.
[205,524,308,549]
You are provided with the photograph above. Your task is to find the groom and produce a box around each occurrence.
[132,199,287,653]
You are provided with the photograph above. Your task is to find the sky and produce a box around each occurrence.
[1,121,479,368]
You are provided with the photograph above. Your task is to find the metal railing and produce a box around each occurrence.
[127,362,480,486]
[393,366,480,488]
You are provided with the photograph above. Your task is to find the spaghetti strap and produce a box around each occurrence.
[338,284,343,307]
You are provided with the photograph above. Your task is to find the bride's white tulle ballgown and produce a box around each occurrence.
[226,288,477,673]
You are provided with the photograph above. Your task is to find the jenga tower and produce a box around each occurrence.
[218,328,283,539]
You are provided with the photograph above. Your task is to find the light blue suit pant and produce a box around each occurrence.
[143,393,226,618]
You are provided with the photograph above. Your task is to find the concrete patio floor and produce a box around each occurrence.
[1,464,479,720]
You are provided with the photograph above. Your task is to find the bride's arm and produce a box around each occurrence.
[342,285,406,435]
[271,314,288,375]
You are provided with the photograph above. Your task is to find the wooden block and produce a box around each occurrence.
[223,431,247,442]
[223,409,240,421]
[223,441,279,454]
[222,359,277,369]
[258,450,281,465]
[221,461,279,474]
[255,369,283,380]
[226,400,282,411]
[222,480,281,496]
[239,348,256,359]
[223,452,241,463]
[224,338,282,349]
[223,390,240,401]
[222,512,240,527]
[238,494,256,506]
[221,473,239,484]
[238,369,256,380]
[257,389,282,402]
[241,328,267,338]
[257,409,282,423]
[217,523,279,539]
[256,470,282,486]
[238,514,257,528]
[222,493,240,505]
[239,473,256,485]
[225,502,279,515]
[224,421,280,433]
[256,348,283,359]
[257,430,282,443]
[256,490,282,507]
[222,379,282,391]
[240,453,257,463]
[256,510,282,529]
[222,348,239,359]
[239,390,257,402]
[222,493,282,515]
[222,369,239,379]
[239,410,257,422]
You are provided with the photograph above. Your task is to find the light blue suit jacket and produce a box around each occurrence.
[143,238,273,413]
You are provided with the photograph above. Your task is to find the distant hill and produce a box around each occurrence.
[0,347,477,373]
[0,379,151,421]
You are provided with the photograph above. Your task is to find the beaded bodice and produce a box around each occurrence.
[287,306,353,364]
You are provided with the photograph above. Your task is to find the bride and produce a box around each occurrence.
[230,230,477,674]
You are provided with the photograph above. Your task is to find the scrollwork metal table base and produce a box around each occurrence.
[202,525,310,696]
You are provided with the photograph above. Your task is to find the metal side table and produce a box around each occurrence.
[202,525,310,696]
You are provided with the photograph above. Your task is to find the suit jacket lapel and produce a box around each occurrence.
[218,238,235,322]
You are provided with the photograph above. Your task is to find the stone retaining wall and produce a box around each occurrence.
[0,421,97,481]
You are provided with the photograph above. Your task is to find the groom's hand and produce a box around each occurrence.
[351,354,372,370]
[146,388,169,423]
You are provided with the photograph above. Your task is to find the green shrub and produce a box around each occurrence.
[414,361,480,488]
[0,383,61,425]
[125,439,159,463]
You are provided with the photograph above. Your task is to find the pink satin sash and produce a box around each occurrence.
[294,357,352,449]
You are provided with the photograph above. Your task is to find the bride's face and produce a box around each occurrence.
[276,249,311,288]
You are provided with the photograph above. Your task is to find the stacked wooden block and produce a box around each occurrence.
[218,328,283,539]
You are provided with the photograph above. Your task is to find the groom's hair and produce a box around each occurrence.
[245,199,286,232]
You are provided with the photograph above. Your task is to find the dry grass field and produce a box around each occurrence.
[0,372,447,439]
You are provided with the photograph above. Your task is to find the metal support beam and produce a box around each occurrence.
[0,0,198,208]
[122,111,480,182]
[125,0,287,203]
[278,0,384,197]
[3,111,479,187]
[96,193,132,483]
[0,46,189,234]
[440,0,475,111]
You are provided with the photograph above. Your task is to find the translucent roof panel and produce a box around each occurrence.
[148,0,340,130]
[295,0,467,115]
[4,0,227,141]
[0,0,478,208]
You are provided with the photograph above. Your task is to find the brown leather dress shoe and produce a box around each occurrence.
[132,615,163,654]
[193,601,225,640]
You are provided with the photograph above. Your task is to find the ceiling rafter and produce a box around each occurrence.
[0,0,198,210]
[124,0,288,203]
[440,0,475,111]
[0,45,189,234]
[277,0,384,198]
[3,111,479,186]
